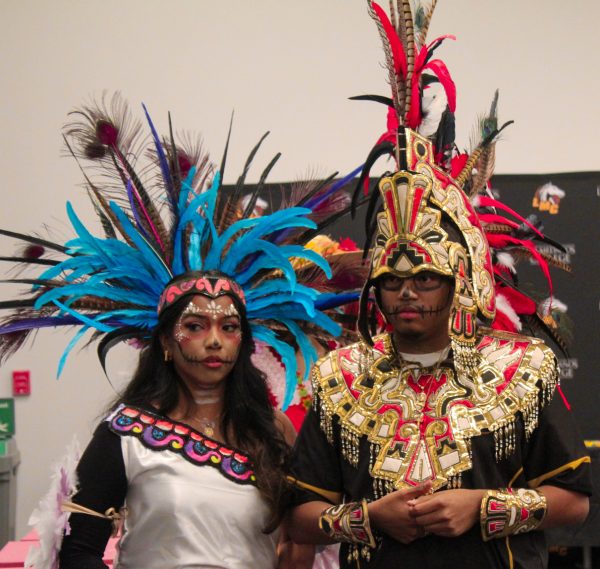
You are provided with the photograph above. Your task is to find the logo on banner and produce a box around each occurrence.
[530,243,575,266]
[489,187,501,199]
[532,182,565,214]
[539,296,570,332]
[538,298,577,379]
[558,358,579,380]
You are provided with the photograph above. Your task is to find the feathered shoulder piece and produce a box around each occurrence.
[0,93,345,408]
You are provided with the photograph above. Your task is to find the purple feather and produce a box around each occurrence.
[302,163,364,211]
[273,164,364,245]
[142,103,175,206]
[0,316,82,333]
[0,316,129,334]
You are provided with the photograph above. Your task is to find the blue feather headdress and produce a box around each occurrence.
[0,94,353,409]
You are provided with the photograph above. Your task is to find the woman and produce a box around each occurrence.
[0,96,344,568]
[58,271,302,568]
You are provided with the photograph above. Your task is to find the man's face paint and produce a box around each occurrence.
[168,295,242,387]
[378,272,453,349]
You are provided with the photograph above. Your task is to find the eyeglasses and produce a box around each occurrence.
[378,272,449,292]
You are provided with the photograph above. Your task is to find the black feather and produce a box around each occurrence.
[298,195,369,244]
[167,112,181,209]
[218,111,235,189]
[98,327,148,382]
[349,94,394,107]
[241,152,282,220]
[0,278,63,288]
[433,107,456,166]
[218,131,270,234]
[351,141,395,218]
[0,257,60,266]
[0,299,37,309]
[214,112,235,230]
[296,173,339,208]
[522,313,570,358]
[0,229,67,254]
[357,283,374,346]
[481,120,514,147]
[363,211,381,261]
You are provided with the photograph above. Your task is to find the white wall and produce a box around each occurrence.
[0,0,598,538]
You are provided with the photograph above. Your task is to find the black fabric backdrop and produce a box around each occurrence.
[227,171,600,440]
[489,172,600,442]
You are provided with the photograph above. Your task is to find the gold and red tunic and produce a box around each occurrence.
[291,331,591,569]
[313,330,559,495]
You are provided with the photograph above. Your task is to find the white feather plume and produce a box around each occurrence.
[495,292,522,331]
[25,437,81,569]
[540,296,567,316]
[495,252,516,273]
[418,82,448,138]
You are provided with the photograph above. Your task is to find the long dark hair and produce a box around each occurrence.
[112,271,291,530]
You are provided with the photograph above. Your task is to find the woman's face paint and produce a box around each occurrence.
[167,295,242,389]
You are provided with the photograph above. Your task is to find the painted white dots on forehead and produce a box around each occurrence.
[173,298,241,343]
[181,298,240,320]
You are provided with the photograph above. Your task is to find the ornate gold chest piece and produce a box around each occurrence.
[313,332,557,495]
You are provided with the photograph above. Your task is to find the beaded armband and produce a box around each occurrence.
[480,488,547,541]
[319,500,376,549]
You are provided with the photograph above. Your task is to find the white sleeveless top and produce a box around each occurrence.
[109,407,279,569]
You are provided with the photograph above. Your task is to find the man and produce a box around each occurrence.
[288,132,591,569]
[288,5,591,566]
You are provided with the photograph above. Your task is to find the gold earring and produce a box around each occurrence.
[164,349,172,362]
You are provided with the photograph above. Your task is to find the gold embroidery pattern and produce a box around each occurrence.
[319,499,377,561]
[480,488,547,541]
[313,331,558,495]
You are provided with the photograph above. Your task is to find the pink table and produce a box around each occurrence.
[0,541,32,568]
[0,535,118,567]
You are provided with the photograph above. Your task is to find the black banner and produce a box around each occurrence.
[491,173,600,441]
[231,171,600,439]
